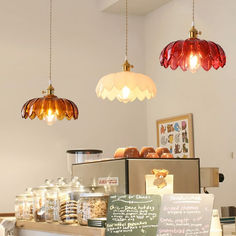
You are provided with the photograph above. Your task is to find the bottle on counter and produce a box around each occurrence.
[78,193,108,226]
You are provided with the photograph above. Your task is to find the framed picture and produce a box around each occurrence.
[156,113,194,158]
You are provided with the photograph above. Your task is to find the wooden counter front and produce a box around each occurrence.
[16,221,105,236]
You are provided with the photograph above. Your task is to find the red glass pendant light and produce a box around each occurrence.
[160,0,226,73]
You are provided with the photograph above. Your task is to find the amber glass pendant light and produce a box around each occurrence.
[21,0,78,125]
[96,0,157,103]
[160,0,226,73]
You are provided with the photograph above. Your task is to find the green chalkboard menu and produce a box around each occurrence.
[157,194,214,236]
[106,195,161,236]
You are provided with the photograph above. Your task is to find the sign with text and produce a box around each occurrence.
[106,195,161,236]
[157,194,214,236]
[98,177,119,186]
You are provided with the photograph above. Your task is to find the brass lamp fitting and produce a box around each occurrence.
[123,60,134,72]
[189,25,202,38]
[42,84,55,95]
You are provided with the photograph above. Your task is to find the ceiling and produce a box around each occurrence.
[98,0,172,15]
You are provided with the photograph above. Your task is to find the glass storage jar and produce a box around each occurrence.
[24,192,34,221]
[78,193,108,226]
[45,186,59,223]
[33,186,47,222]
[66,150,103,178]
[15,194,25,220]
[58,185,79,224]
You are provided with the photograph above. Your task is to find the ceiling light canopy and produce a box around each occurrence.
[160,0,226,73]
[21,0,78,125]
[96,0,157,103]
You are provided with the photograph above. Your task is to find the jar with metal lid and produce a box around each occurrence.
[24,189,34,221]
[78,193,108,226]
[33,186,47,222]
[45,186,59,223]
[15,194,25,220]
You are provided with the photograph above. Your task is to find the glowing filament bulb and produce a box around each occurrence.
[44,109,57,126]
[122,86,130,99]
[189,53,200,73]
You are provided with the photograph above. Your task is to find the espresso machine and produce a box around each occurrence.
[72,158,201,194]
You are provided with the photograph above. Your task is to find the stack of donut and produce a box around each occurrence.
[114,147,173,159]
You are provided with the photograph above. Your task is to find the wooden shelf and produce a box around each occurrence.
[16,221,105,236]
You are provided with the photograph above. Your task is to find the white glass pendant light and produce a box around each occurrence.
[96,0,157,103]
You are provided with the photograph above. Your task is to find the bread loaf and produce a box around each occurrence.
[114,147,140,159]
[140,147,155,158]
[156,147,170,157]
[146,153,160,159]
[161,153,174,158]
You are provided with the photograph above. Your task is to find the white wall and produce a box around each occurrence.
[0,0,147,212]
[145,0,236,208]
[1,0,235,213]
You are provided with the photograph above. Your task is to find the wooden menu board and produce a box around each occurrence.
[157,194,214,236]
[106,195,161,236]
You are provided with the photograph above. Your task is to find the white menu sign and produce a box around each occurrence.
[157,194,214,236]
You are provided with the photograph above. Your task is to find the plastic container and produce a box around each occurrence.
[66,150,103,177]
[45,186,59,223]
[78,193,108,226]
[15,194,25,220]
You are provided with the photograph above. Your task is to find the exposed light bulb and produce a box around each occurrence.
[117,86,131,103]
[44,109,57,126]
[189,53,200,73]
[122,86,130,99]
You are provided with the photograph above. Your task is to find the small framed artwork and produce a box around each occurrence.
[156,113,194,158]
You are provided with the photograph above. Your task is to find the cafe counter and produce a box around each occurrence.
[16,221,105,236]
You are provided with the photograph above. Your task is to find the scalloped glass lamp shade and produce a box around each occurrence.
[160,38,226,73]
[21,86,78,125]
[96,71,157,103]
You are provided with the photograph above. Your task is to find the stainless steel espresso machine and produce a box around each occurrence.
[72,158,200,194]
